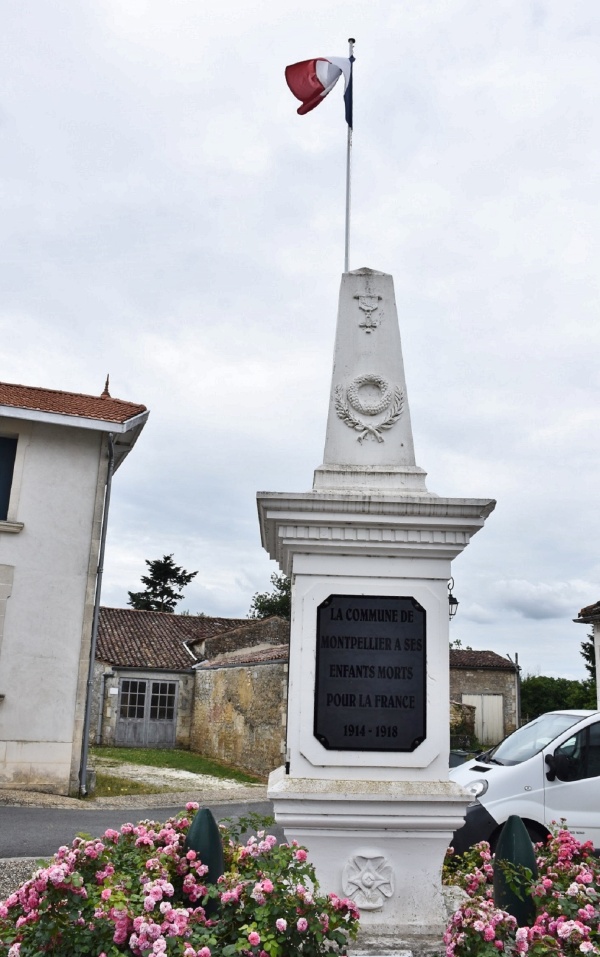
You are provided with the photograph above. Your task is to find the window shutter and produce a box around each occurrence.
[0,437,17,521]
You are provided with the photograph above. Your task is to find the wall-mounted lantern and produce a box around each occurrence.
[448,577,459,621]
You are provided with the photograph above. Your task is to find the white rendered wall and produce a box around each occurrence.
[0,417,106,794]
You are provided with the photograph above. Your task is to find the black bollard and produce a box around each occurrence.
[184,807,225,916]
[493,815,538,927]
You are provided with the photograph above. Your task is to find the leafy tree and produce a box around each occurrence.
[450,637,473,650]
[248,573,291,620]
[520,674,596,722]
[128,554,197,613]
[581,632,596,682]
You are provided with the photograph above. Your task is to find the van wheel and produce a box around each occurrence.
[524,823,549,847]
[488,827,502,854]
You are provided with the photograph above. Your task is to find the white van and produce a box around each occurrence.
[449,709,600,854]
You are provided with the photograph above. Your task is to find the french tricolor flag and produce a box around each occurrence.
[285,56,353,128]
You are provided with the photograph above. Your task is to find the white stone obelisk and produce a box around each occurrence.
[258,268,495,956]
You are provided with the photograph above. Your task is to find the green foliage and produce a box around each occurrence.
[248,573,291,620]
[581,632,597,693]
[127,554,197,613]
[218,812,276,844]
[450,637,473,650]
[90,745,261,783]
[93,771,175,797]
[520,673,596,720]
[0,807,360,957]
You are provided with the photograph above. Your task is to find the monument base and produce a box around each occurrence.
[268,767,468,956]
[313,464,431,494]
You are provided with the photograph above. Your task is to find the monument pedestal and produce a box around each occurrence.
[269,767,468,952]
[258,269,495,956]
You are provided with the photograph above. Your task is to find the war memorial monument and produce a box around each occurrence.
[258,266,496,955]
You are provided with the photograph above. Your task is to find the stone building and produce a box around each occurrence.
[449,649,519,745]
[94,608,247,748]
[94,610,289,771]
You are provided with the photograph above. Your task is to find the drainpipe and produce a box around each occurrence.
[79,433,115,797]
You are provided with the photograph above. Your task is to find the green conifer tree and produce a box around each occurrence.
[128,554,197,613]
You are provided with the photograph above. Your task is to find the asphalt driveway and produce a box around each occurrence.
[0,799,279,858]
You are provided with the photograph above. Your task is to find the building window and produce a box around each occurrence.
[0,438,17,522]
[119,679,146,719]
[150,681,177,720]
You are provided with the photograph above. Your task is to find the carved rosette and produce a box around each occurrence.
[334,373,404,443]
[342,853,395,910]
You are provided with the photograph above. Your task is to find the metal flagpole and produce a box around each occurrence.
[344,37,355,273]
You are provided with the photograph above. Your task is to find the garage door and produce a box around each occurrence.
[115,679,178,747]
[462,693,504,746]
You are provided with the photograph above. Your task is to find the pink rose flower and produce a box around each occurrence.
[276,918,287,931]
[297,917,308,932]
[248,931,261,946]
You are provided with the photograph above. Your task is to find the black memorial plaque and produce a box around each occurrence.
[314,594,426,752]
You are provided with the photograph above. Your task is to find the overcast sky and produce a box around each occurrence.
[1,1,599,680]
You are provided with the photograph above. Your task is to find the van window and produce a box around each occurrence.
[488,712,585,766]
[554,722,600,782]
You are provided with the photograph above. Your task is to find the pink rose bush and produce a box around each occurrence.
[443,825,600,955]
[0,809,359,956]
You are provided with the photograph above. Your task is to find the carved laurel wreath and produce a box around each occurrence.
[347,374,392,415]
[335,373,404,444]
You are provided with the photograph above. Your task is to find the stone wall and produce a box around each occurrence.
[191,660,287,778]
[449,700,476,747]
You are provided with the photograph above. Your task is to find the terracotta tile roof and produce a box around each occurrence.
[97,607,247,671]
[199,616,290,660]
[197,644,290,669]
[450,649,516,671]
[0,381,146,424]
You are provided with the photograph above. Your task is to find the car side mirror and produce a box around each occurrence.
[547,751,575,782]
[545,753,556,781]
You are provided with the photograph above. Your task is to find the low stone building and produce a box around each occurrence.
[94,608,247,748]
[449,649,519,745]
[94,610,289,772]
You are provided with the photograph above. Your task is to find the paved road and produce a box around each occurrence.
[0,801,281,858]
